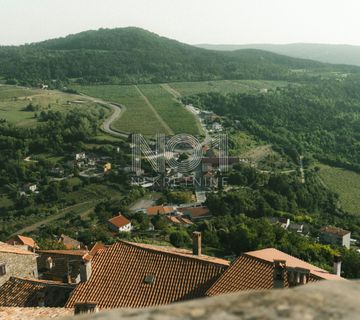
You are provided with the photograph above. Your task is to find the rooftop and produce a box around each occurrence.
[0,277,75,307]
[0,307,72,320]
[59,234,82,249]
[206,248,343,296]
[7,235,38,249]
[65,241,228,309]
[0,242,36,255]
[320,226,351,237]
[146,205,176,216]
[108,214,131,228]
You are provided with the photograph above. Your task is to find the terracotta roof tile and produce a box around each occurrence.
[179,207,211,219]
[0,242,36,255]
[59,234,82,249]
[206,248,343,296]
[146,206,176,216]
[0,277,75,307]
[65,241,228,309]
[320,226,350,237]
[108,214,131,228]
[7,235,38,249]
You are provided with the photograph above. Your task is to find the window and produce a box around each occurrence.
[144,274,155,284]
[0,263,6,276]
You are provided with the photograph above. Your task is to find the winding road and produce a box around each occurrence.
[80,93,129,139]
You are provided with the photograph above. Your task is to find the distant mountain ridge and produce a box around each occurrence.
[197,43,360,66]
[0,27,358,85]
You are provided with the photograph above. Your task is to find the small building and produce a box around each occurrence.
[6,235,39,252]
[58,234,83,250]
[103,162,112,173]
[267,217,290,230]
[108,214,132,233]
[288,223,304,234]
[166,216,193,227]
[0,242,38,286]
[24,183,37,193]
[146,205,177,216]
[37,249,89,283]
[320,226,351,249]
[179,206,211,221]
[75,152,86,161]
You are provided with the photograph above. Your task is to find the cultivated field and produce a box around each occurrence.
[0,85,104,127]
[318,164,360,215]
[72,80,287,137]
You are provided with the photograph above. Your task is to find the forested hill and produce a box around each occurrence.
[197,43,360,67]
[0,27,358,85]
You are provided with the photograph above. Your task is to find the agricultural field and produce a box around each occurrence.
[73,84,203,137]
[168,80,290,96]
[318,164,360,215]
[72,85,171,136]
[0,85,106,127]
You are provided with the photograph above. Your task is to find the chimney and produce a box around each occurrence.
[333,255,342,276]
[74,302,99,315]
[192,232,202,256]
[80,259,92,282]
[273,260,286,288]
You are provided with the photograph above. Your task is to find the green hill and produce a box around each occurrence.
[197,43,360,67]
[0,27,357,85]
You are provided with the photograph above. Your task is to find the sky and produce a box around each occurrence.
[0,0,360,46]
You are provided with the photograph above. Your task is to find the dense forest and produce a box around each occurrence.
[0,27,359,85]
[183,76,360,171]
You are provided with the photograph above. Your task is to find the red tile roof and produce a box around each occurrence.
[66,241,228,309]
[7,235,38,249]
[0,277,75,307]
[206,248,343,296]
[146,206,176,216]
[320,226,350,237]
[0,242,36,255]
[108,214,131,228]
[165,216,193,225]
[179,206,211,219]
[59,234,82,249]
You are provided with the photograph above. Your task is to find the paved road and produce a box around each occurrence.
[80,93,129,138]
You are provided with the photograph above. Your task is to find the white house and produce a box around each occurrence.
[108,214,132,233]
[75,152,86,161]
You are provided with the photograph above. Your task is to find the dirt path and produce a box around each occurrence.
[134,85,174,135]
[10,201,98,236]
[161,83,182,98]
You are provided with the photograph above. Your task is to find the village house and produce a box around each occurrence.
[75,152,86,161]
[145,205,178,216]
[206,247,343,297]
[37,249,89,283]
[267,217,291,230]
[201,156,240,173]
[320,226,351,249]
[179,206,212,221]
[6,235,39,252]
[108,214,132,233]
[65,234,229,310]
[165,215,193,227]
[0,242,38,286]
[103,162,112,173]
[58,234,83,250]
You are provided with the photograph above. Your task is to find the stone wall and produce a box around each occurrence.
[69,280,360,320]
[0,252,38,286]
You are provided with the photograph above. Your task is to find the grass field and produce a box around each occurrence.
[0,85,106,127]
[318,163,360,215]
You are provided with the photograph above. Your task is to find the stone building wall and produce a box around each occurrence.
[0,252,38,286]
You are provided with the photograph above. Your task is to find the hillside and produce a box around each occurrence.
[0,28,357,85]
[197,43,360,67]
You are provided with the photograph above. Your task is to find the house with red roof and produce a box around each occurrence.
[320,226,351,249]
[108,214,132,233]
[6,235,39,252]
[206,248,344,297]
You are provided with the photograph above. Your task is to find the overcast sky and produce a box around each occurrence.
[0,0,360,46]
